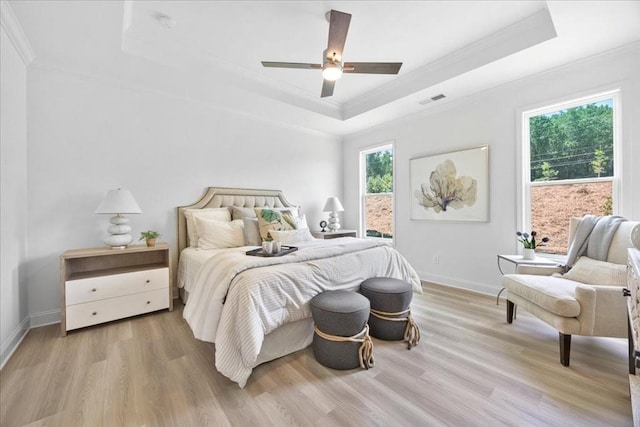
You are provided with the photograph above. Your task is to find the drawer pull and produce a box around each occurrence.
[146,301,151,305]
[92,312,97,316]
[146,280,150,283]
[91,288,97,292]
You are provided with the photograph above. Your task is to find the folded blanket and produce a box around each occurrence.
[565,215,625,269]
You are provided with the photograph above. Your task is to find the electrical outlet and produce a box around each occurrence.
[433,255,440,264]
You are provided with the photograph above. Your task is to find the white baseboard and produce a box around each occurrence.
[417,270,499,297]
[1,309,62,371]
[0,316,29,371]
[29,308,61,328]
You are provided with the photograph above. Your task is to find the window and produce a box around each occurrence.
[360,144,393,241]
[521,91,619,254]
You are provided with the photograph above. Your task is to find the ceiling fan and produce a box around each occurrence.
[261,10,402,98]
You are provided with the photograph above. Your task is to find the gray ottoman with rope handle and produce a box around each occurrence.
[310,290,374,370]
[360,277,420,349]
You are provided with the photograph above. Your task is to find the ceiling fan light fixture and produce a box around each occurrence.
[322,62,343,81]
[156,14,176,29]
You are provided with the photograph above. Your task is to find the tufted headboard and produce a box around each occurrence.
[177,187,297,255]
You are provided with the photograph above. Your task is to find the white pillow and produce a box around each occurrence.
[269,228,315,245]
[294,213,309,230]
[563,256,627,286]
[184,208,231,247]
[195,217,245,250]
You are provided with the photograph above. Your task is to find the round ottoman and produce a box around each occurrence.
[360,277,420,349]
[310,290,374,370]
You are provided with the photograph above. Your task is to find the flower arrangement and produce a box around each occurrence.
[516,230,549,249]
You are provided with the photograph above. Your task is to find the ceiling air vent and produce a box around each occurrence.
[418,94,446,105]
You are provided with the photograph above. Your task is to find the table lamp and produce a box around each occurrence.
[95,188,142,248]
[323,197,344,232]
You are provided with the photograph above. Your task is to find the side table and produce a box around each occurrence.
[496,254,561,305]
[311,229,357,239]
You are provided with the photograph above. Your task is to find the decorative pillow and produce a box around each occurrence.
[294,213,309,230]
[184,208,231,246]
[195,217,245,250]
[243,217,261,246]
[563,256,627,286]
[231,206,257,220]
[269,229,315,245]
[254,208,297,241]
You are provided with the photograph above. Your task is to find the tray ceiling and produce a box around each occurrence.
[8,1,640,136]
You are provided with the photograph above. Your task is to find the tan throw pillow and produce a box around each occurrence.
[563,256,627,286]
[254,208,297,241]
[195,218,245,250]
[184,208,231,247]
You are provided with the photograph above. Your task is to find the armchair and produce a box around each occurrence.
[503,217,639,366]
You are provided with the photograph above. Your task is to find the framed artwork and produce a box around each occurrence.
[410,145,489,222]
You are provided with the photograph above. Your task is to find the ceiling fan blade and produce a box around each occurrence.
[326,10,351,60]
[261,62,322,69]
[321,80,335,98]
[343,62,403,74]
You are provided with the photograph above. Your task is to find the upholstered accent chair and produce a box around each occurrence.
[503,217,639,366]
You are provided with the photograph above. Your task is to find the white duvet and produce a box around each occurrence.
[182,237,421,387]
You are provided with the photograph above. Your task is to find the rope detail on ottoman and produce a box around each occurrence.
[370,308,421,349]
[313,324,375,369]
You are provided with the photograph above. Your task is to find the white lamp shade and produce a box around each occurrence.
[95,189,142,214]
[323,197,344,212]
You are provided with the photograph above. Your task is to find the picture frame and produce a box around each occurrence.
[410,145,489,222]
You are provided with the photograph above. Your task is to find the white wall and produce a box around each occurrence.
[25,66,342,324]
[342,43,640,295]
[0,25,30,366]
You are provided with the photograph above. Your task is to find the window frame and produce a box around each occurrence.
[359,142,395,244]
[517,89,621,251]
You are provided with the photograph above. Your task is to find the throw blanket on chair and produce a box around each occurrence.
[565,215,626,269]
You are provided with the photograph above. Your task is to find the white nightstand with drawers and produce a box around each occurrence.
[60,243,172,336]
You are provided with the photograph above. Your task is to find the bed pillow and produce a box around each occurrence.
[243,217,261,246]
[563,256,627,286]
[195,217,245,250]
[184,208,231,247]
[231,206,257,220]
[269,229,315,245]
[294,213,309,230]
[254,208,297,241]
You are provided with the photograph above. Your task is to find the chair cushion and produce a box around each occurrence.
[503,274,581,317]
[563,256,627,287]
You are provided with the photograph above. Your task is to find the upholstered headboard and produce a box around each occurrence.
[177,187,297,255]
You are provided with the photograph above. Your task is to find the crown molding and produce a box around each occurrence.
[0,1,36,65]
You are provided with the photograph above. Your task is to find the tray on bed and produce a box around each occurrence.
[246,246,298,257]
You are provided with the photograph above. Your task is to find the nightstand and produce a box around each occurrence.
[60,243,172,336]
[311,229,357,239]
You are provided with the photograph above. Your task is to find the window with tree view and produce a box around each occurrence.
[524,92,618,254]
[361,145,393,240]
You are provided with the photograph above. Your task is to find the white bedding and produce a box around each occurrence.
[182,237,421,387]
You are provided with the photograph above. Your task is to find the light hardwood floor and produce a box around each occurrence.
[1,283,632,426]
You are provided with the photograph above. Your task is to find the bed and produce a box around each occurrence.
[177,187,422,387]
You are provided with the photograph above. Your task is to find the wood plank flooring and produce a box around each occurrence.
[1,283,633,426]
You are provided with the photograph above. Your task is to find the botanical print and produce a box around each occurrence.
[410,146,489,221]
[416,159,477,213]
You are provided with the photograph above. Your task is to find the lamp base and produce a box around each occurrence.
[104,233,133,248]
[104,215,133,248]
[327,211,341,232]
